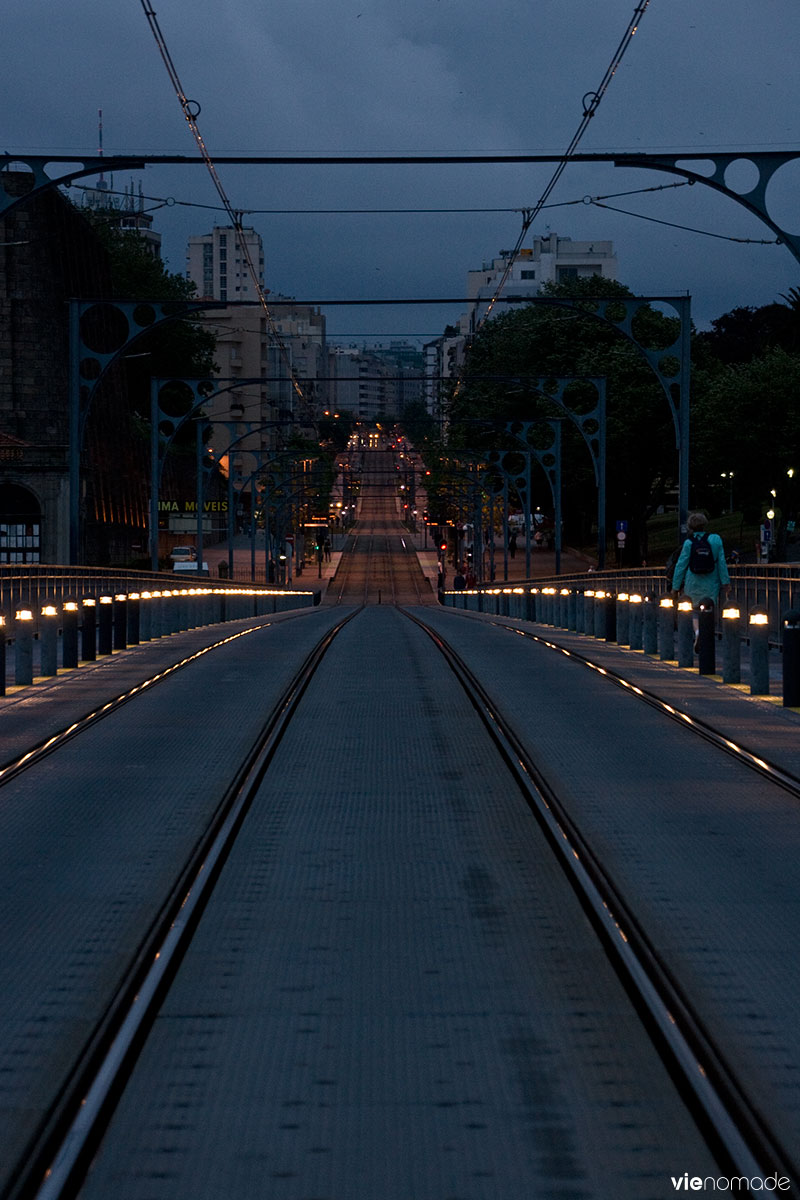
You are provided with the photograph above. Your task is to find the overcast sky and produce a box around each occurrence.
[4,0,799,342]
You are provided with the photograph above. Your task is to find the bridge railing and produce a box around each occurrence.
[449,564,800,646]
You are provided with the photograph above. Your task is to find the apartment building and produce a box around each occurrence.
[461,233,617,335]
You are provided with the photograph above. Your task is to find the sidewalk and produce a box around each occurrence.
[185,534,342,595]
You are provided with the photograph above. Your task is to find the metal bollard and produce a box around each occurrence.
[62,600,79,668]
[642,595,657,655]
[567,588,578,630]
[658,596,674,660]
[593,590,606,638]
[0,614,5,696]
[539,587,552,624]
[97,595,113,655]
[559,588,570,628]
[604,591,617,642]
[526,588,537,622]
[782,610,800,707]
[139,592,152,642]
[40,605,59,676]
[748,609,770,695]
[628,593,644,650]
[676,600,694,667]
[579,589,593,635]
[113,593,128,650]
[15,608,34,686]
[127,592,141,645]
[697,597,716,676]
[616,592,630,646]
[81,597,97,661]
[722,605,741,684]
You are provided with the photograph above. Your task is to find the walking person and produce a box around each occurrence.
[671,511,732,643]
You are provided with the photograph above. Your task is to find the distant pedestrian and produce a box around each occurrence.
[671,512,731,640]
[323,536,331,562]
[508,530,518,559]
[453,568,466,591]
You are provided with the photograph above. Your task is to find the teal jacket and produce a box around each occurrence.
[672,532,730,603]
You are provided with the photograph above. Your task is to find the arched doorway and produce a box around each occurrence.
[0,484,42,563]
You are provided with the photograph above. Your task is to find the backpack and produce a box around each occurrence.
[688,532,715,574]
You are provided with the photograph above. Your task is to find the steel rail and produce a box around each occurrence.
[403,608,798,1188]
[0,621,277,788]
[4,610,360,1200]
[487,617,800,799]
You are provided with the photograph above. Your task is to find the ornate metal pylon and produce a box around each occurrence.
[461,294,690,537]
[477,419,564,574]
[500,375,606,567]
[68,298,225,563]
[5,150,800,266]
[610,150,800,266]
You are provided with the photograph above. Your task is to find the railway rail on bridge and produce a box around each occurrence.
[0,450,798,1199]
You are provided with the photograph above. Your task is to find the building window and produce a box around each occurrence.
[521,270,535,280]
[557,266,579,281]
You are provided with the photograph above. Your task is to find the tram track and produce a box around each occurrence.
[7,601,795,1195]
[3,447,796,1195]
[477,610,800,801]
[3,608,361,1200]
[404,608,798,1189]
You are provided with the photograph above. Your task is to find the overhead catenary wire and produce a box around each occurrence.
[69,178,779,247]
[473,0,652,335]
[138,0,307,407]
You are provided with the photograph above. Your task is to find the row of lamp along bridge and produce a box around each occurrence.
[444,585,800,708]
[0,586,315,695]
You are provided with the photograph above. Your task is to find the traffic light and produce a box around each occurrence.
[439,540,447,553]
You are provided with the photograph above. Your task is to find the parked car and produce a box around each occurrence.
[169,545,197,563]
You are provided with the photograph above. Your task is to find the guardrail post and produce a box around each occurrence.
[722,605,741,684]
[40,604,59,676]
[81,597,97,662]
[782,609,800,706]
[63,600,79,668]
[658,596,674,660]
[15,608,34,686]
[628,593,643,650]
[697,598,716,675]
[748,608,770,695]
[676,600,694,667]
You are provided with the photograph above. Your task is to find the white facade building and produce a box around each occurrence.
[186,225,265,303]
[460,233,617,335]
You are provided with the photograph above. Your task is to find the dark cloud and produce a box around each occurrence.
[3,0,797,339]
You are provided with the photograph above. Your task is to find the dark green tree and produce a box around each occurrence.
[447,277,680,561]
